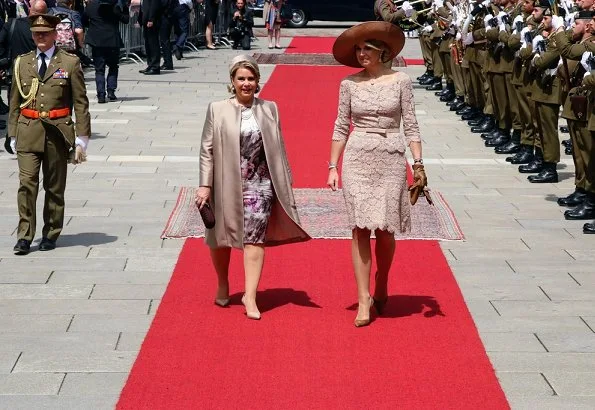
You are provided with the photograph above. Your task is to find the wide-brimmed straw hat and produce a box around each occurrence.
[332,21,405,68]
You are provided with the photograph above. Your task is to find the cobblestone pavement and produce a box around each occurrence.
[0,31,593,409]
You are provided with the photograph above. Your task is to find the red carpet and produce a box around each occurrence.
[286,37,425,65]
[117,47,509,409]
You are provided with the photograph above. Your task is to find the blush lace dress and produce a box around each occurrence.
[332,71,421,234]
[240,106,275,244]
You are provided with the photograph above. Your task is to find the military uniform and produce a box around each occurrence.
[7,14,91,254]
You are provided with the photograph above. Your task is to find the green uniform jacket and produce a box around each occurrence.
[8,48,91,153]
[374,0,406,22]
[531,31,565,105]
[507,13,534,86]
[485,3,522,73]
[555,30,595,120]
[582,71,595,130]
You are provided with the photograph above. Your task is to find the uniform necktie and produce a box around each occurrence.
[39,53,47,77]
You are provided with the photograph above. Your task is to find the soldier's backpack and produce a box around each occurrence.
[55,14,77,52]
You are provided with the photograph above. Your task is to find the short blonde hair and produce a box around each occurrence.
[228,60,261,94]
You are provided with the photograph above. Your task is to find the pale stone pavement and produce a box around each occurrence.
[0,24,593,409]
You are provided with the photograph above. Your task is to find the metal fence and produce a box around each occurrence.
[118,0,234,65]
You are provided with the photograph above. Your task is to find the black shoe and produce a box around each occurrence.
[13,239,31,255]
[426,81,443,91]
[440,91,456,102]
[481,129,500,140]
[485,134,510,147]
[420,76,439,86]
[557,189,587,207]
[174,47,183,60]
[560,126,569,133]
[38,237,56,251]
[565,146,573,155]
[495,140,520,154]
[139,67,150,73]
[143,69,161,75]
[528,163,558,183]
[466,113,484,124]
[519,159,543,173]
[471,117,495,134]
[160,64,174,70]
[564,199,595,220]
[507,145,533,163]
[561,139,571,147]
[417,70,432,81]
[450,100,466,111]
[583,221,595,234]
[4,135,14,154]
[97,95,107,104]
[457,106,473,116]
[107,92,117,102]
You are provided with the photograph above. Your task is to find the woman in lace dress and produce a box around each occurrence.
[196,55,310,320]
[327,22,428,327]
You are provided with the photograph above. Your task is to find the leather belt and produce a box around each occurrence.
[353,127,400,137]
[21,107,70,120]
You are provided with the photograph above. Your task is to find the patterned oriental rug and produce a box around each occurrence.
[252,53,408,67]
[161,187,464,241]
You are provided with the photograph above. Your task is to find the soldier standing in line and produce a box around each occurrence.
[555,11,595,221]
[8,14,91,255]
[506,0,539,164]
[436,7,458,99]
[521,0,564,183]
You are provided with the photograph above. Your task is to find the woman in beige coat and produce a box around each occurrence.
[195,55,310,320]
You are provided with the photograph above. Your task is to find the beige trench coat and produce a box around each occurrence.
[199,98,311,249]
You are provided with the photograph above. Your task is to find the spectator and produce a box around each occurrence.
[263,0,284,49]
[138,0,165,74]
[48,0,92,66]
[84,0,129,103]
[229,0,253,50]
[204,0,219,49]
[159,0,191,70]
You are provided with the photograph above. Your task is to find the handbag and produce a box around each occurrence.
[198,202,216,229]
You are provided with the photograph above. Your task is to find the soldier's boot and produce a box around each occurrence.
[507,144,534,164]
[471,115,495,133]
[439,83,456,102]
[528,162,558,183]
[449,97,466,111]
[583,221,595,234]
[417,70,433,82]
[564,192,595,220]
[557,188,587,207]
[485,129,511,147]
[519,147,544,173]
[495,129,521,154]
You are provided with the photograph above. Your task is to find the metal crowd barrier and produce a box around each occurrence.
[119,6,145,64]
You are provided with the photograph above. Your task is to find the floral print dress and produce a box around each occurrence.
[240,106,274,244]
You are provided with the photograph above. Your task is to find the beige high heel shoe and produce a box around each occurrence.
[354,296,374,328]
[241,295,261,320]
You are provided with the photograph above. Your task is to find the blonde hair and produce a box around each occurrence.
[228,61,261,94]
[364,39,391,63]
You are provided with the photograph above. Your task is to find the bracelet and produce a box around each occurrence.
[413,158,423,164]
[328,162,337,170]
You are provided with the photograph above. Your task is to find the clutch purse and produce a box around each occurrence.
[409,185,434,206]
[198,202,216,229]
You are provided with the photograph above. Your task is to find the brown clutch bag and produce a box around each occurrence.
[409,185,434,206]
[198,202,216,229]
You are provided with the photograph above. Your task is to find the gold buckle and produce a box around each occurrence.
[39,111,48,119]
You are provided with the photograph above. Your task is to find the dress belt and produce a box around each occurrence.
[353,127,400,136]
[21,107,70,120]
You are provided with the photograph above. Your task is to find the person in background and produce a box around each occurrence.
[160,0,191,70]
[138,0,164,74]
[204,0,219,49]
[196,55,310,320]
[84,0,129,103]
[263,0,284,49]
[229,0,253,50]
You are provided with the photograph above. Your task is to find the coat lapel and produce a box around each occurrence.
[252,99,276,152]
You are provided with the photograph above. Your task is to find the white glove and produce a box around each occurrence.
[513,15,524,25]
[456,31,462,41]
[75,136,89,152]
[581,51,593,71]
[532,34,544,50]
[584,71,592,78]
[462,31,474,45]
[484,14,493,27]
[499,22,506,31]
[551,15,565,31]
[401,1,414,17]
[520,26,530,41]
[434,0,444,7]
[497,11,507,24]
[481,0,490,6]
[423,25,434,32]
[10,137,16,154]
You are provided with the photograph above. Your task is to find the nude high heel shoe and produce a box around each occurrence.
[241,295,261,320]
[354,296,374,328]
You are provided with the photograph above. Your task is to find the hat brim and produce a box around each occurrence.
[30,26,55,32]
[332,22,405,68]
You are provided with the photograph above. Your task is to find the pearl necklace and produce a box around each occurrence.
[241,106,253,120]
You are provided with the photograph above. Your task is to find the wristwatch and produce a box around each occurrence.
[413,158,423,164]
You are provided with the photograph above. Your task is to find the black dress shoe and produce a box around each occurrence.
[560,126,569,133]
[564,200,595,220]
[508,145,534,164]
[495,140,520,154]
[97,96,107,104]
[4,135,14,154]
[426,81,443,91]
[466,113,484,123]
[565,146,573,155]
[528,163,558,183]
[417,70,432,81]
[13,239,31,255]
[436,87,450,97]
[440,92,455,102]
[107,92,118,102]
[519,159,543,173]
[450,101,466,111]
[561,139,571,147]
[481,129,500,140]
[485,134,510,147]
[160,64,174,70]
[583,221,595,234]
[457,106,473,115]
[174,47,183,60]
[420,76,439,86]
[38,238,56,251]
[143,69,161,75]
[557,189,587,207]
[471,118,495,134]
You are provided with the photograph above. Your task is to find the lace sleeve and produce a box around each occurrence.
[332,79,351,141]
[400,75,421,145]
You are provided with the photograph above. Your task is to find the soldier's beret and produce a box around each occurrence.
[575,10,595,19]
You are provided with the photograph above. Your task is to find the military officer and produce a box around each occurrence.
[554,10,595,217]
[8,14,91,255]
